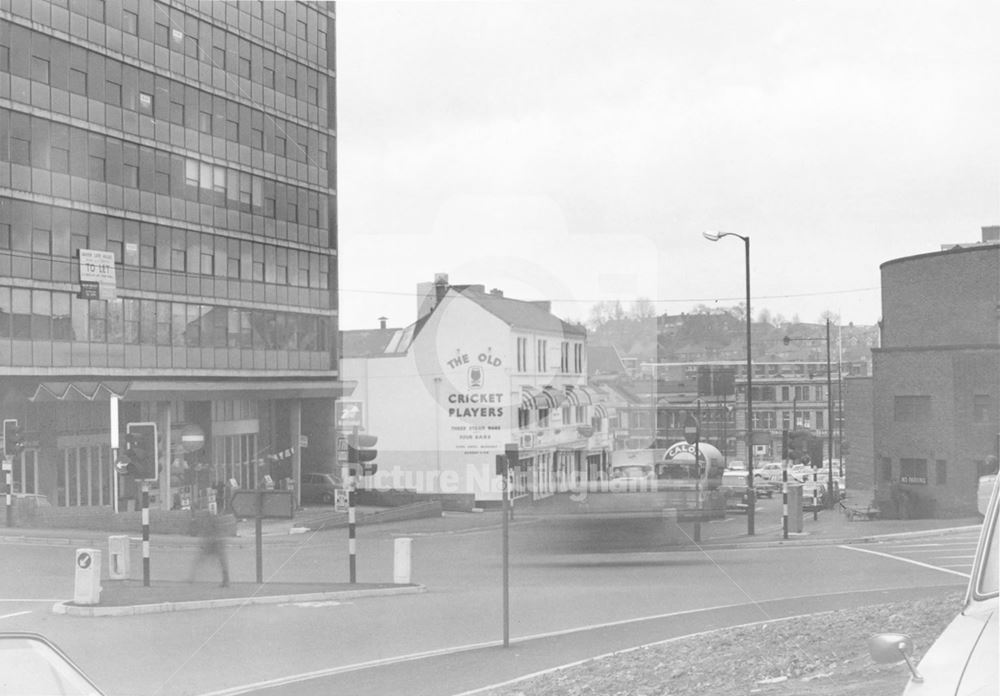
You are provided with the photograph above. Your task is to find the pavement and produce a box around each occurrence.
[3,492,984,618]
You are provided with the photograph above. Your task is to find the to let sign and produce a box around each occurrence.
[79,249,115,283]
[79,249,117,300]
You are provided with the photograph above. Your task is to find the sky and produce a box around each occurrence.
[335,0,1000,331]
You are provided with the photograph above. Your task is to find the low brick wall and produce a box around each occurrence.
[354,489,476,512]
[17,503,237,536]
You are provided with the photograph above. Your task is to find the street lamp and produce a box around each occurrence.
[703,230,754,535]
[783,318,836,507]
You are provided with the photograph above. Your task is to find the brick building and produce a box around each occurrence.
[872,229,1000,517]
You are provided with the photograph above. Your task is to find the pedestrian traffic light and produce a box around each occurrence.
[348,431,377,476]
[2,419,24,458]
[116,422,158,480]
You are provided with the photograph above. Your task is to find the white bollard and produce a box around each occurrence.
[74,548,102,605]
[108,535,130,580]
[393,537,412,584]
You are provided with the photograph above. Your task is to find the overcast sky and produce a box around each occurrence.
[335,1,1000,331]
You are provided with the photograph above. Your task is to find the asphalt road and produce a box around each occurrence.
[0,516,974,696]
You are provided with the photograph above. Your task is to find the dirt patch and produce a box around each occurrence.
[484,592,963,696]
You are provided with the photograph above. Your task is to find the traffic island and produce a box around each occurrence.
[52,579,426,616]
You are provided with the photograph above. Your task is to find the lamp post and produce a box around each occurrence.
[703,230,754,535]
[783,318,836,508]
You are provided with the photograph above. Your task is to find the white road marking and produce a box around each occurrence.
[839,544,971,578]
[0,611,31,620]
[278,600,344,608]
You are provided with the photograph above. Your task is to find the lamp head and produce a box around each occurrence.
[702,231,723,242]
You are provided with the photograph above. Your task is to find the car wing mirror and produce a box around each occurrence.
[867,633,923,683]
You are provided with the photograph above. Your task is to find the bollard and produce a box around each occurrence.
[73,548,102,605]
[108,535,130,580]
[393,537,412,584]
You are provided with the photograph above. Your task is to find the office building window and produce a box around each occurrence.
[138,92,153,115]
[52,147,70,174]
[106,80,121,106]
[123,10,138,34]
[31,57,50,83]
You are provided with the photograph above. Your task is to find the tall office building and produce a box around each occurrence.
[0,1,342,512]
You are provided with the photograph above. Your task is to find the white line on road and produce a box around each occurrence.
[839,544,971,578]
[0,611,32,620]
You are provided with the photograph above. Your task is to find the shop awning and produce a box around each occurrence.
[563,385,596,405]
[593,404,609,418]
[520,386,566,410]
[28,381,131,402]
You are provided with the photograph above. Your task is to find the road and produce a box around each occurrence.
[0,513,975,696]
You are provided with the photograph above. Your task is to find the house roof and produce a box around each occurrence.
[342,283,586,359]
[587,345,627,376]
[341,328,405,358]
[449,285,587,338]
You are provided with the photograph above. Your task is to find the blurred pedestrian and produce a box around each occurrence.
[189,510,230,587]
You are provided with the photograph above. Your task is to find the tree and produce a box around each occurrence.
[631,298,656,319]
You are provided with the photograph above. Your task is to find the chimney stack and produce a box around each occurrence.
[378,316,388,329]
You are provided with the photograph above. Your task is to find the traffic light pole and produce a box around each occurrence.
[142,482,150,587]
[349,427,358,584]
[4,454,12,528]
[501,449,510,649]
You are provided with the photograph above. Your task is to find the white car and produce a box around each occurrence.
[754,462,785,483]
[869,475,998,694]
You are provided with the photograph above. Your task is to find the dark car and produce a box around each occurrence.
[300,472,342,505]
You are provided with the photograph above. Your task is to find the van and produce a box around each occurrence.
[868,475,998,694]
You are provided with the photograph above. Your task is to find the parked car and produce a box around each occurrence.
[868,475,997,695]
[0,632,105,694]
[726,460,746,471]
[754,462,785,483]
[300,473,342,505]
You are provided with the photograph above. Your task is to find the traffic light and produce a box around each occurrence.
[348,431,378,476]
[2,419,24,458]
[116,422,158,480]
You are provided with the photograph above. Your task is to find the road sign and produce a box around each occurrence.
[336,401,364,429]
[230,490,294,519]
[334,488,348,512]
[180,424,205,452]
